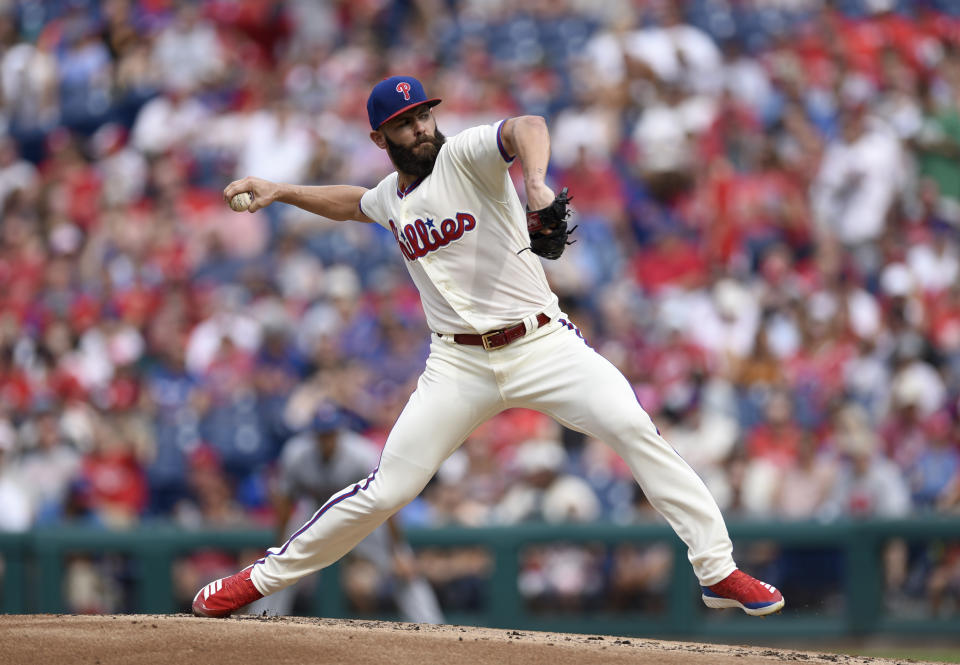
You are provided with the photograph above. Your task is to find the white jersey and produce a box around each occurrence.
[359,120,560,334]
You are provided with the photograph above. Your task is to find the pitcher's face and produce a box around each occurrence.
[372,106,446,178]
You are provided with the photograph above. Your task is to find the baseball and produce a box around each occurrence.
[229,191,253,212]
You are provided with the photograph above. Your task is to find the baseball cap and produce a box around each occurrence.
[367,75,441,130]
[312,404,344,434]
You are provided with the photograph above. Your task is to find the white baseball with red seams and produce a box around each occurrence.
[229,191,253,212]
[248,120,742,598]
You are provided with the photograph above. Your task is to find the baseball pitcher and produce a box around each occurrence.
[193,76,785,619]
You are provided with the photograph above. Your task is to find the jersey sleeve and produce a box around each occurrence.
[445,120,516,196]
[359,174,400,228]
[359,186,383,225]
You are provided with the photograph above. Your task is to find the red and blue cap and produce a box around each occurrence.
[367,75,441,130]
[312,403,344,434]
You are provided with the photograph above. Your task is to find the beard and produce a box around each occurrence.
[385,129,446,179]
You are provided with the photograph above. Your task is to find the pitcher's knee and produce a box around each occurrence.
[605,412,661,447]
[369,479,423,514]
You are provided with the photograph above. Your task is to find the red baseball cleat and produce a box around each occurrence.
[701,569,785,616]
[192,565,264,618]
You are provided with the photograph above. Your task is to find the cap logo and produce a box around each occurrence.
[367,76,440,130]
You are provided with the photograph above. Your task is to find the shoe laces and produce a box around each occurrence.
[228,567,253,588]
[713,569,768,598]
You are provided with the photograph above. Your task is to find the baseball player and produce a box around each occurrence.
[246,405,444,623]
[193,75,785,619]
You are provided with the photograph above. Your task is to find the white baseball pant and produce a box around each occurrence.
[251,317,736,596]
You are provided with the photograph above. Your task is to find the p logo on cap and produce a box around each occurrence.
[367,75,442,130]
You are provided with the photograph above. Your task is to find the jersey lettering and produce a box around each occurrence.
[389,212,477,261]
[396,82,412,100]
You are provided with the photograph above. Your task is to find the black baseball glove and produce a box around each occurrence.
[523,187,576,260]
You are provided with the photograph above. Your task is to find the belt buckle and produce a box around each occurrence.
[481,329,503,350]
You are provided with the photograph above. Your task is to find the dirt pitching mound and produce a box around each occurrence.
[0,614,935,665]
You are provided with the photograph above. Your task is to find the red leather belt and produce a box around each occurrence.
[440,313,551,350]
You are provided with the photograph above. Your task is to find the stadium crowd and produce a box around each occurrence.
[0,0,959,615]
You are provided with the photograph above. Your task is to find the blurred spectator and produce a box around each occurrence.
[141,333,206,514]
[811,103,906,270]
[18,407,82,524]
[0,418,31,530]
[131,85,210,157]
[746,391,804,468]
[185,287,262,375]
[907,409,960,509]
[772,433,837,520]
[235,99,315,186]
[741,391,806,517]
[926,542,960,616]
[173,444,247,528]
[90,123,147,207]
[56,14,112,132]
[1,28,59,140]
[75,414,148,528]
[518,543,605,612]
[0,136,38,211]
[494,438,601,525]
[151,3,225,92]
[721,40,774,115]
[823,407,911,521]
[549,95,620,172]
[687,278,761,365]
[906,217,959,295]
[631,82,700,196]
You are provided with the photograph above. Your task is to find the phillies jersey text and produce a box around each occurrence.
[360,121,560,334]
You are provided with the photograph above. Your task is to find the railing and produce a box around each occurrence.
[1,517,958,637]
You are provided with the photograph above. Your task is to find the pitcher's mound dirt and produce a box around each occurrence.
[0,614,936,665]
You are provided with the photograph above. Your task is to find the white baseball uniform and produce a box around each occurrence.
[250,120,736,597]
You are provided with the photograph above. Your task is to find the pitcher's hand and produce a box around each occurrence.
[223,176,283,213]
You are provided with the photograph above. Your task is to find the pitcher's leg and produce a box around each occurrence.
[509,329,735,585]
[252,346,502,596]
[251,452,436,595]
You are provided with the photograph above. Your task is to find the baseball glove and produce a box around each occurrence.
[523,187,576,260]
